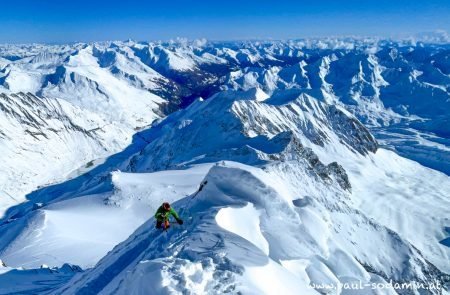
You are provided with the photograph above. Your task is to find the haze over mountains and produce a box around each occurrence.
[0,38,449,294]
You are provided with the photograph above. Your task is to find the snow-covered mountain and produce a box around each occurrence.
[1,39,449,209]
[51,89,449,295]
[0,42,215,208]
[0,39,449,294]
[0,92,136,211]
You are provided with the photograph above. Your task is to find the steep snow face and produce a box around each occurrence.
[0,92,133,214]
[215,203,270,255]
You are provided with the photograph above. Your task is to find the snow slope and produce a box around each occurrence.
[0,263,81,295]
[340,149,450,274]
[57,161,448,295]
[0,164,211,270]
[0,92,136,215]
[29,88,447,294]
[0,39,449,294]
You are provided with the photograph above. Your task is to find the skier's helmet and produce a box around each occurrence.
[162,202,171,211]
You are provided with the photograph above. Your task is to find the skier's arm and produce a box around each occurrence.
[169,208,180,220]
[170,208,183,224]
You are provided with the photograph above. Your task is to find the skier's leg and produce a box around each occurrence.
[164,219,170,229]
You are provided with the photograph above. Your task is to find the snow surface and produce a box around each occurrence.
[35,87,450,293]
[338,148,450,273]
[0,164,211,269]
[55,160,448,295]
[0,264,81,294]
[0,39,449,294]
[216,203,270,255]
[0,93,133,216]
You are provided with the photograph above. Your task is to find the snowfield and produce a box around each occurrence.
[0,38,449,294]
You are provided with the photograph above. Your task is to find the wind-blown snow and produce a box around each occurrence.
[216,203,270,255]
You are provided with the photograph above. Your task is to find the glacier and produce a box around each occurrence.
[0,38,449,294]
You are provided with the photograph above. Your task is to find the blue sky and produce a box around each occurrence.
[1,0,449,43]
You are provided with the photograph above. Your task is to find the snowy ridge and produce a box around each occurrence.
[8,88,442,294]
[57,162,448,295]
[128,89,376,177]
[0,39,449,294]
[0,40,449,205]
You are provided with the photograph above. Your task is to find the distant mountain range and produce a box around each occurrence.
[0,39,449,294]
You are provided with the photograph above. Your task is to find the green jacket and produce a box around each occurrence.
[154,206,180,221]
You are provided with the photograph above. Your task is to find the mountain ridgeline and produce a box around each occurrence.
[1,39,449,204]
[0,39,449,294]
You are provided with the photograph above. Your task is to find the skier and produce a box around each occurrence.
[154,202,183,230]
